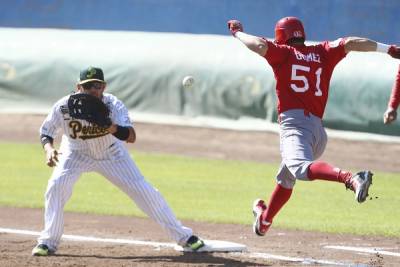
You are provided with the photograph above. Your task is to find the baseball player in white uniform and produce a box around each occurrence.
[32,66,204,256]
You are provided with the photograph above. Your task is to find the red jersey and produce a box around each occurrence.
[263,38,347,118]
[388,65,400,110]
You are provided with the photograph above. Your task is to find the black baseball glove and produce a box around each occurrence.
[67,93,112,128]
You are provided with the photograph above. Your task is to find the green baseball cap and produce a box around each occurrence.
[78,66,106,84]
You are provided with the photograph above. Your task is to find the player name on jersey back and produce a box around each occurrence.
[294,50,321,63]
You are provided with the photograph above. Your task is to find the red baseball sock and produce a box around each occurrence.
[262,184,292,223]
[307,161,352,184]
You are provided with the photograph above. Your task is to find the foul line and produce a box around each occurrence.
[240,252,347,266]
[325,245,400,257]
[0,227,176,248]
[1,227,349,266]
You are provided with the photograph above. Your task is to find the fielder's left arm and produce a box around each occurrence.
[107,124,136,143]
[107,99,136,143]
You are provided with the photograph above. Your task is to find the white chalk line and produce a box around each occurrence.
[325,245,400,257]
[1,227,350,266]
[0,227,176,248]
[238,252,347,266]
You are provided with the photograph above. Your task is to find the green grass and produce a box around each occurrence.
[0,142,399,237]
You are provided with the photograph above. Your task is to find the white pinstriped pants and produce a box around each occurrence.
[37,142,192,251]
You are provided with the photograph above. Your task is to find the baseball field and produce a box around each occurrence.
[0,114,399,266]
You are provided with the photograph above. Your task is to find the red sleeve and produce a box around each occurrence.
[388,65,400,110]
[321,38,347,68]
[263,39,290,66]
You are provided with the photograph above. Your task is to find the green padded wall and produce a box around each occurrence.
[0,28,398,135]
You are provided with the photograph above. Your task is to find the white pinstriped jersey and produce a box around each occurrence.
[40,93,132,155]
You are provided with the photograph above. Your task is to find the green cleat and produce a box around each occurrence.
[32,244,52,256]
[184,235,205,251]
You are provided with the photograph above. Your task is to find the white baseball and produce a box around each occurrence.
[182,76,194,88]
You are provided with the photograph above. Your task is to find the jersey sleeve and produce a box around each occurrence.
[39,101,63,138]
[111,100,134,128]
[263,39,290,66]
[321,38,347,67]
[388,65,400,110]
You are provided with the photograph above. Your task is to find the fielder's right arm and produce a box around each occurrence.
[41,139,60,167]
[40,101,63,167]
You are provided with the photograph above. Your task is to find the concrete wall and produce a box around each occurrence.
[1,0,399,43]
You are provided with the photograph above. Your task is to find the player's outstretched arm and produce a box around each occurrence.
[227,19,268,57]
[384,66,400,124]
[344,37,400,59]
[107,124,136,143]
[126,127,136,143]
[383,107,397,124]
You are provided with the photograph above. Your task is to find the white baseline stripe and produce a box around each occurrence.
[0,227,175,248]
[325,245,400,257]
[1,227,349,266]
[242,252,348,266]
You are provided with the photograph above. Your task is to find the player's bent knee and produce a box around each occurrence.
[46,176,72,193]
[277,179,295,189]
[286,161,313,181]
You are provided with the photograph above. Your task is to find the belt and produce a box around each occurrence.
[278,109,311,124]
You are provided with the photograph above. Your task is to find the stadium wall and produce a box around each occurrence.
[0,0,399,44]
[0,28,398,136]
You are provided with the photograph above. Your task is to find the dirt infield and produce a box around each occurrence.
[0,114,399,266]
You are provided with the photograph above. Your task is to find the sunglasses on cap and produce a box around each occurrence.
[82,81,105,90]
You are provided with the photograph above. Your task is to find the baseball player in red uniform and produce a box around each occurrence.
[383,65,400,124]
[227,17,400,236]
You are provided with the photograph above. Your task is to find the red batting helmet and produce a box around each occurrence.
[274,17,305,45]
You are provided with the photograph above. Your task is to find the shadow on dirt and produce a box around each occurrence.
[54,252,270,266]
